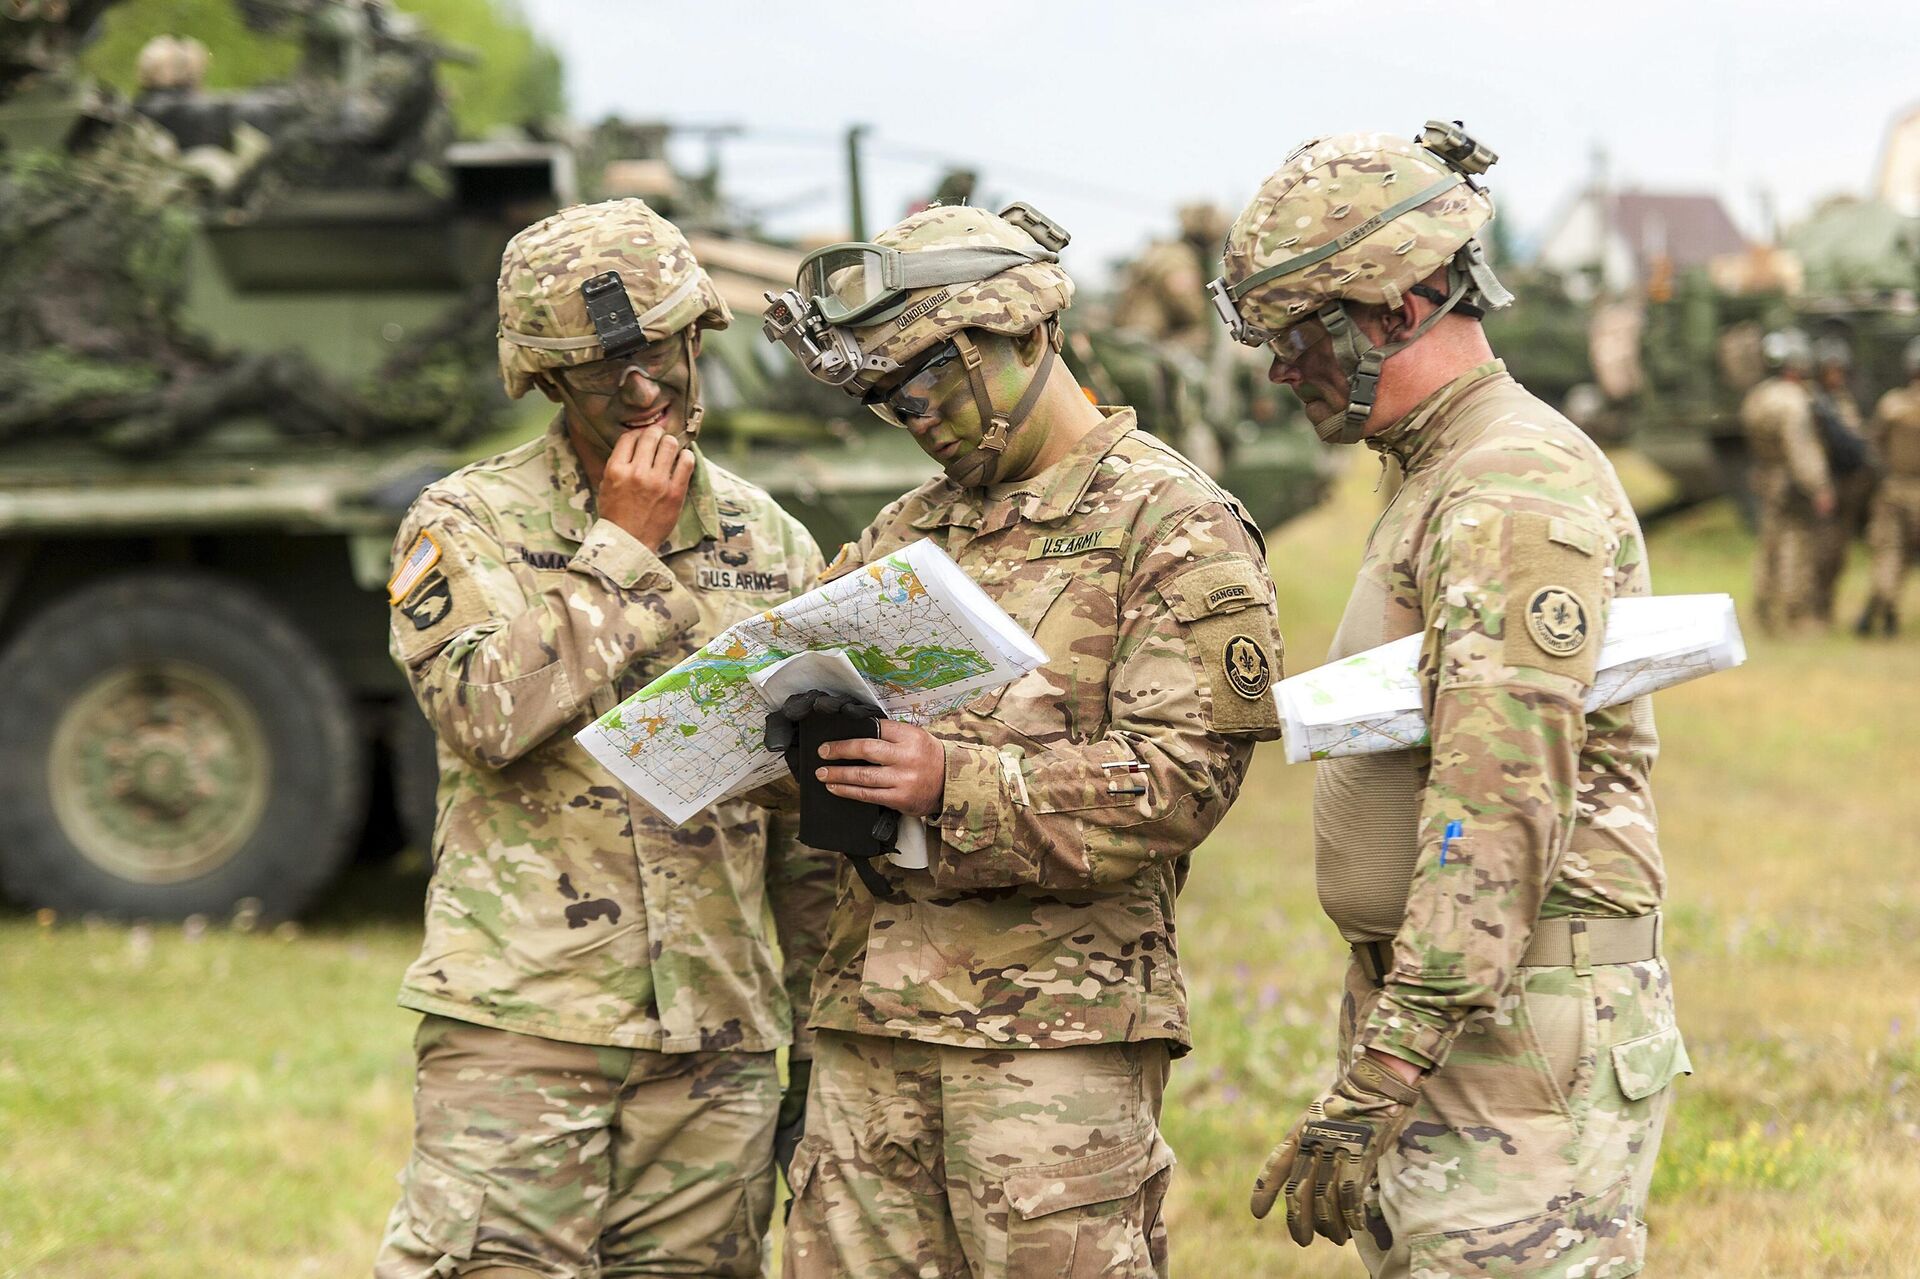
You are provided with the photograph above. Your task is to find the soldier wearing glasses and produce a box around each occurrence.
[375,199,836,1278]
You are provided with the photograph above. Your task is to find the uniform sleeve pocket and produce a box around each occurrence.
[1004,1129,1176,1220]
[403,1153,484,1261]
[1609,1023,1693,1101]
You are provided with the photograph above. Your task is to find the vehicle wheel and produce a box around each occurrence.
[0,571,366,920]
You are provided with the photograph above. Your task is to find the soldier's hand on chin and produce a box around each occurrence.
[814,721,946,817]
[600,426,695,550]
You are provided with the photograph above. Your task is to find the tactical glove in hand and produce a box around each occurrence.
[764,690,899,896]
[1250,1053,1422,1246]
[775,1058,811,1213]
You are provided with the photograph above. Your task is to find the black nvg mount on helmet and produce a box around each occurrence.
[1418,119,1498,180]
[581,270,647,359]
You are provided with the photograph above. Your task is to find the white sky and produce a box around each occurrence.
[523,0,1917,286]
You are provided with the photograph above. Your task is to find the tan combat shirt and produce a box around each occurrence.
[387,414,837,1053]
[809,409,1285,1053]
[1870,384,1920,482]
[1314,362,1664,1070]
[1742,376,1831,505]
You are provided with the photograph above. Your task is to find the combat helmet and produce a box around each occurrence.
[496,198,730,432]
[1761,327,1812,375]
[1208,120,1514,442]
[762,202,1073,486]
[1811,333,1852,371]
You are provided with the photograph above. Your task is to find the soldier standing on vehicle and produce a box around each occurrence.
[1742,328,1834,635]
[375,199,837,1279]
[1857,336,1920,636]
[1810,336,1873,624]
[759,202,1285,1277]
[1209,123,1687,1276]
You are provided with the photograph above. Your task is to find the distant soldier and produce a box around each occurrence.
[1742,328,1833,635]
[375,199,836,1278]
[760,201,1285,1276]
[1113,201,1230,352]
[1809,335,1873,623]
[1857,336,1920,636]
[1211,122,1686,1276]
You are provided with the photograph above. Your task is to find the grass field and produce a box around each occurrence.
[4,456,1918,1277]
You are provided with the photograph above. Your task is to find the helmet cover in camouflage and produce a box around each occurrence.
[1811,333,1851,370]
[136,35,210,91]
[496,198,730,401]
[805,204,1073,399]
[1219,129,1496,336]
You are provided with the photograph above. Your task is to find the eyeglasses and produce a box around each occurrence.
[1266,314,1331,368]
[863,341,963,427]
[557,337,688,397]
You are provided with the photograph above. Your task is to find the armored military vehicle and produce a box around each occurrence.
[0,9,1329,924]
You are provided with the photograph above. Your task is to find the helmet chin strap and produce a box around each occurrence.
[1316,249,1494,444]
[941,324,1060,487]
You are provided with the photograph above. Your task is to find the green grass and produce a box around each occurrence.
[5,456,1919,1276]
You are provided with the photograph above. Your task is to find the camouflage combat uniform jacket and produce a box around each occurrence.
[387,414,836,1053]
[1314,361,1666,1070]
[810,409,1285,1052]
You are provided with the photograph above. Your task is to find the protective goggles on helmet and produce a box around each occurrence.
[862,340,964,427]
[795,240,1061,328]
[554,333,690,396]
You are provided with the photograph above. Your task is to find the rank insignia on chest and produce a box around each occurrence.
[1525,585,1590,657]
[698,565,789,593]
[1223,634,1272,700]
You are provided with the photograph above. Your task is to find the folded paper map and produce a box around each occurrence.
[1273,593,1747,764]
[576,539,1046,824]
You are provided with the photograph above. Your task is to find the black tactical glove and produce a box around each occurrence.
[775,1057,811,1216]
[1250,1052,1423,1246]
[764,689,899,897]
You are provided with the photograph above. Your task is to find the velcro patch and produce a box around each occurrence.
[697,566,790,593]
[1027,528,1129,560]
[1163,557,1271,621]
[400,573,454,631]
[1222,633,1273,699]
[1524,586,1590,656]
[388,531,441,604]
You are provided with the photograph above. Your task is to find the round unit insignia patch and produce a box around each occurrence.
[1223,634,1272,700]
[1525,586,1589,657]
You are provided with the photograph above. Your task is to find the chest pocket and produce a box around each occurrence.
[965,547,1123,744]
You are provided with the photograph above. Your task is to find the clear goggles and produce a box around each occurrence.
[555,333,689,396]
[1207,273,1331,363]
[795,240,1059,328]
[861,340,964,427]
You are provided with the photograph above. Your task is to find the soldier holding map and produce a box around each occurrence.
[758,202,1286,1276]
[375,199,835,1278]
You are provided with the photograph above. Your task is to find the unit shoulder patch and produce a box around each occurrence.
[401,572,454,631]
[1524,585,1590,657]
[1223,633,1273,700]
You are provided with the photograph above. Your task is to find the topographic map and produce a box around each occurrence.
[576,539,1045,824]
[1273,594,1747,763]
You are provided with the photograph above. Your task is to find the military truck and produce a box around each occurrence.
[0,9,1330,924]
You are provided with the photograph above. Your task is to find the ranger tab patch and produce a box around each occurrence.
[1525,585,1590,657]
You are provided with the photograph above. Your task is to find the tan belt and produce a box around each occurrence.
[1352,913,1662,986]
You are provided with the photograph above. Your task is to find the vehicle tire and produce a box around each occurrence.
[0,570,366,920]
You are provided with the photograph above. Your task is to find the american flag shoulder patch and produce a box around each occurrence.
[388,531,442,604]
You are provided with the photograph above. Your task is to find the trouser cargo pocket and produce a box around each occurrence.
[1002,1129,1176,1278]
[1406,1174,1645,1277]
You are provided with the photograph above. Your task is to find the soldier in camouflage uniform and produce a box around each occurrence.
[1810,336,1872,624]
[375,199,837,1278]
[1858,336,1920,636]
[759,203,1286,1276]
[1210,123,1689,1278]
[1741,329,1834,636]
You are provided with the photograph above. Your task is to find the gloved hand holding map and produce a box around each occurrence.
[1272,593,1747,763]
[575,539,1046,825]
